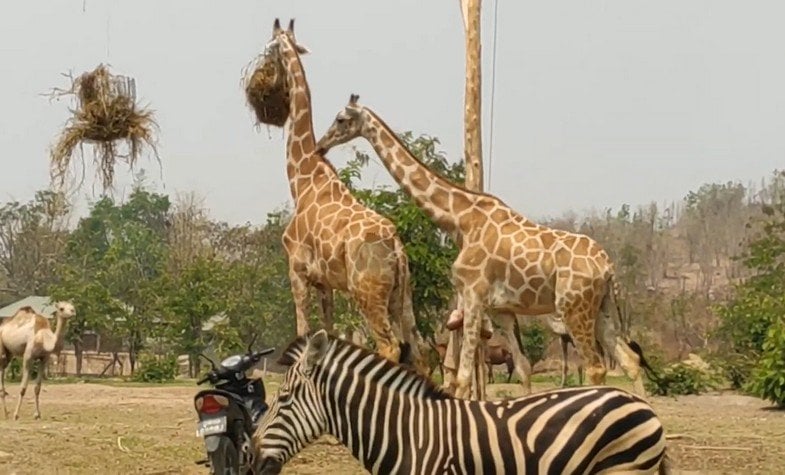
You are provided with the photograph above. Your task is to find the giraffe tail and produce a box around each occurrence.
[628,340,661,383]
[604,274,662,383]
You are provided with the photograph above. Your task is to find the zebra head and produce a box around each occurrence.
[254,330,331,474]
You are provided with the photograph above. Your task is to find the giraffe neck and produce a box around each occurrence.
[361,110,469,235]
[279,38,333,201]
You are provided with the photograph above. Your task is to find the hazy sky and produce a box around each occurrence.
[1,1,783,225]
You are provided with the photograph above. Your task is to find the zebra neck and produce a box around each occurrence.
[320,377,418,474]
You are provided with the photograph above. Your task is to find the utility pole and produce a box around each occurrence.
[443,0,488,400]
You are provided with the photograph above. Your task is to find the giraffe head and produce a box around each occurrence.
[315,94,366,154]
[265,18,311,65]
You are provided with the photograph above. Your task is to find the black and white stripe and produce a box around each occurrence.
[254,330,669,474]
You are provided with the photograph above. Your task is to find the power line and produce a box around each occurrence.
[487,0,500,190]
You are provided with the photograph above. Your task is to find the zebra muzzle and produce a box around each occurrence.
[255,456,283,475]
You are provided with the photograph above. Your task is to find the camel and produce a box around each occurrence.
[428,334,513,384]
[0,301,76,420]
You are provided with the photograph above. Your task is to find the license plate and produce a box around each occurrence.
[196,416,227,437]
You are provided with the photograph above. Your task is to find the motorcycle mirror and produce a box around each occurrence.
[246,333,258,354]
[198,353,217,370]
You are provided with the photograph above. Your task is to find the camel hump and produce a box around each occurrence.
[17,306,35,314]
[34,315,51,332]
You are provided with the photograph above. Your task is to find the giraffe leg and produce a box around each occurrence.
[13,356,31,421]
[33,359,44,420]
[289,270,312,336]
[454,292,484,399]
[496,314,532,395]
[354,287,401,364]
[562,306,606,386]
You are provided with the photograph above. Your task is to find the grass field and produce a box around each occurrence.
[0,374,782,474]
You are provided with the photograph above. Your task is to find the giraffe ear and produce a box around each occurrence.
[295,43,311,55]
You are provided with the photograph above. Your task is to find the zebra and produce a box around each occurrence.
[254,330,670,474]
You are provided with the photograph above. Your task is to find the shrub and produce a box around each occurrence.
[520,321,548,367]
[746,319,785,407]
[132,353,177,383]
[709,352,756,390]
[645,362,718,396]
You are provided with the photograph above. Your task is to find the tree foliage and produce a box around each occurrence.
[715,172,785,405]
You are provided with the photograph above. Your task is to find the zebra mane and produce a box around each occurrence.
[277,332,450,400]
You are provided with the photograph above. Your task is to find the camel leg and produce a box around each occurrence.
[289,269,312,336]
[496,315,532,395]
[505,355,514,383]
[317,286,334,333]
[0,355,7,420]
[33,359,45,420]
[13,356,31,421]
[560,335,570,387]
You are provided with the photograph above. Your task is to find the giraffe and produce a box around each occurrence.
[259,20,426,374]
[315,95,649,399]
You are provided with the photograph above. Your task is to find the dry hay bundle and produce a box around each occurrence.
[242,50,290,127]
[49,64,159,190]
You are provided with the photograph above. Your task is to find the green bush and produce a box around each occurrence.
[520,321,548,367]
[746,319,785,407]
[644,362,718,396]
[132,353,177,383]
[709,352,756,390]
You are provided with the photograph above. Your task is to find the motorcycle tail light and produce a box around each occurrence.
[196,394,229,414]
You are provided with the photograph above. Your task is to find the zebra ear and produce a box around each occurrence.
[305,329,329,372]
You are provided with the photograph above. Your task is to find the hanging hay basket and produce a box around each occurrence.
[242,50,290,128]
[48,64,159,191]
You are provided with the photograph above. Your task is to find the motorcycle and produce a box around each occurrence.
[194,336,274,475]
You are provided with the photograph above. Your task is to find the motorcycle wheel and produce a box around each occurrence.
[209,436,239,475]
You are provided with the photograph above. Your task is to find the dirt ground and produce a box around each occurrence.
[0,377,782,475]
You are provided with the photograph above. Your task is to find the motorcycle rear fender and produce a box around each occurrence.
[204,434,224,453]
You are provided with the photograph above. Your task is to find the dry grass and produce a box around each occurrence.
[242,51,289,128]
[0,377,782,474]
[48,64,159,191]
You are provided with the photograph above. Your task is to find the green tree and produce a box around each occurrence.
[160,255,228,377]
[49,185,170,374]
[0,190,70,301]
[716,171,785,405]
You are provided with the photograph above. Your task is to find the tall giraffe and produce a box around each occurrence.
[260,20,426,374]
[316,95,648,399]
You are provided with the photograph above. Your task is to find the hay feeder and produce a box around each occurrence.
[242,49,290,128]
[48,64,159,191]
